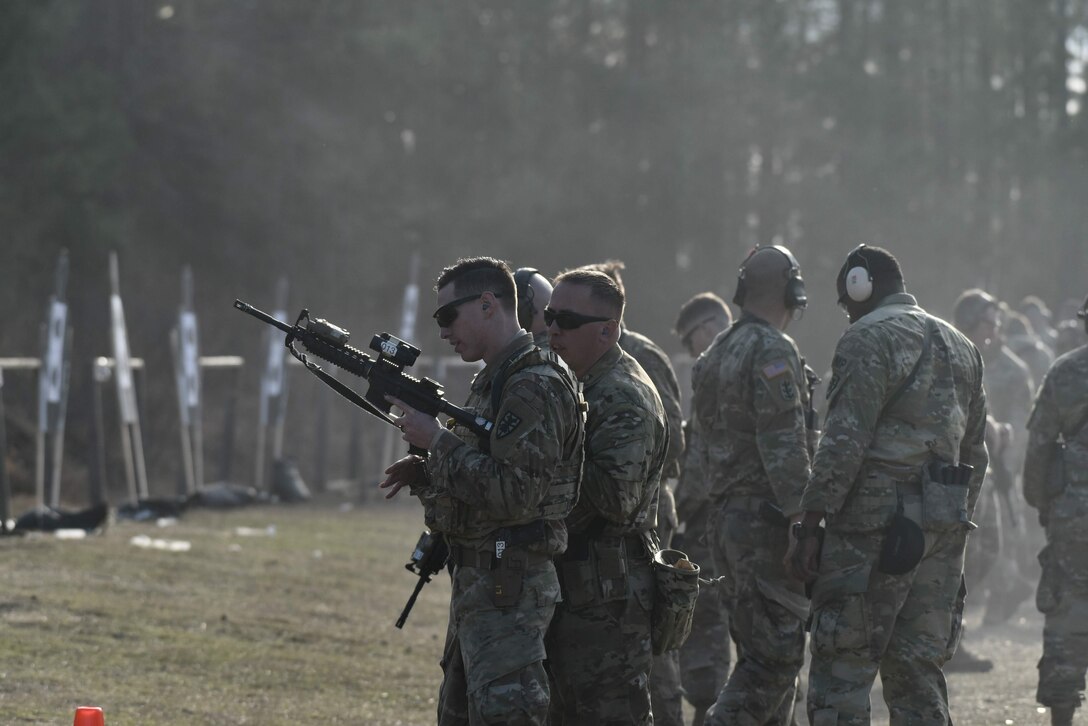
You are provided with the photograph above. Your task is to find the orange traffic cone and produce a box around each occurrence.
[73,706,105,726]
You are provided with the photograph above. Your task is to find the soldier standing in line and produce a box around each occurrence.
[672,292,735,726]
[545,269,668,726]
[379,257,585,726]
[952,290,1036,626]
[581,259,687,726]
[788,245,988,726]
[1022,295,1088,726]
[692,246,813,726]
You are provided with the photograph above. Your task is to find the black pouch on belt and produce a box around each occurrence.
[878,487,924,576]
[492,552,525,608]
[878,511,924,575]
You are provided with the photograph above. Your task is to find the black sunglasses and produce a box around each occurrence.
[433,293,503,328]
[543,307,613,330]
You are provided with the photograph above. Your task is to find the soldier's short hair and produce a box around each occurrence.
[435,257,516,312]
[579,260,626,296]
[953,289,1000,331]
[674,293,732,338]
[554,269,625,319]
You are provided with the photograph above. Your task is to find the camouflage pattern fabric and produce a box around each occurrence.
[413,332,584,726]
[439,560,560,726]
[799,293,988,726]
[984,345,1034,470]
[1022,343,1088,711]
[620,327,686,725]
[690,312,811,725]
[674,420,732,713]
[620,326,685,479]
[1007,333,1054,392]
[548,344,668,726]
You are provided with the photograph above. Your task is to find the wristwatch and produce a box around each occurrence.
[791,522,822,540]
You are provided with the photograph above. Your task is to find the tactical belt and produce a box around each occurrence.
[448,519,549,569]
[560,531,648,562]
[449,544,551,570]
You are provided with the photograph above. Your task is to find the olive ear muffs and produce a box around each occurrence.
[732,245,807,310]
[844,244,874,303]
[513,267,540,329]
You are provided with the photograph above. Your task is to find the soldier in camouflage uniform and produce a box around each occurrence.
[673,292,735,726]
[788,245,988,726]
[544,269,668,726]
[692,246,813,726]
[1022,295,1088,726]
[381,257,584,726]
[582,259,686,726]
[953,290,1036,627]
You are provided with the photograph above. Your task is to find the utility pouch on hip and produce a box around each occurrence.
[491,551,525,608]
[921,461,973,532]
[650,548,700,654]
[878,510,925,575]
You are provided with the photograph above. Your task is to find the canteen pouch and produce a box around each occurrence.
[650,548,701,655]
[921,461,971,532]
[878,511,925,575]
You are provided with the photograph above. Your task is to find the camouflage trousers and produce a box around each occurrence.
[1035,512,1088,711]
[438,556,559,726]
[964,485,1000,589]
[807,522,968,726]
[677,511,732,713]
[705,498,806,726]
[547,537,655,725]
[651,484,686,726]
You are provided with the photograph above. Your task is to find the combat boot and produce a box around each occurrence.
[944,644,993,673]
[1050,704,1075,726]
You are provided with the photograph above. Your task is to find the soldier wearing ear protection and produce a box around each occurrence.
[787,245,989,726]
[514,267,553,340]
[1021,291,1088,726]
[692,245,813,726]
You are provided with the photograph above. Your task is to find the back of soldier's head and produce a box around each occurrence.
[952,289,999,332]
[835,245,904,306]
[1019,295,1052,327]
[736,246,806,309]
[675,292,732,337]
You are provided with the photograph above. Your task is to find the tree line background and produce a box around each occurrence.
[2,0,1087,499]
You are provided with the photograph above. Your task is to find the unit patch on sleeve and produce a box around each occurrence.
[780,379,796,401]
[495,411,523,439]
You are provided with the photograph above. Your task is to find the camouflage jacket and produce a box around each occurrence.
[800,293,988,516]
[689,313,811,516]
[419,332,584,555]
[566,344,668,536]
[1023,344,1088,509]
[984,345,1034,432]
[675,419,709,525]
[620,327,685,480]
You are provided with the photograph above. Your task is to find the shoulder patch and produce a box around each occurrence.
[762,359,789,379]
[780,379,796,401]
[495,410,523,439]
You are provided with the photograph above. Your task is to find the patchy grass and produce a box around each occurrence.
[0,499,447,725]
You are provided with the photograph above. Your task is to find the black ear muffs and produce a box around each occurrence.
[514,267,540,330]
[734,246,807,310]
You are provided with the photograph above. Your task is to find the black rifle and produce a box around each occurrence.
[234,300,493,451]
[396,530,450,629]
[235,300,493,625]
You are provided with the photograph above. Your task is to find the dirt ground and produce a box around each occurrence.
[0,498,1065,725]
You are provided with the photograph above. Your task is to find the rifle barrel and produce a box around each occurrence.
[234,300,293,335]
